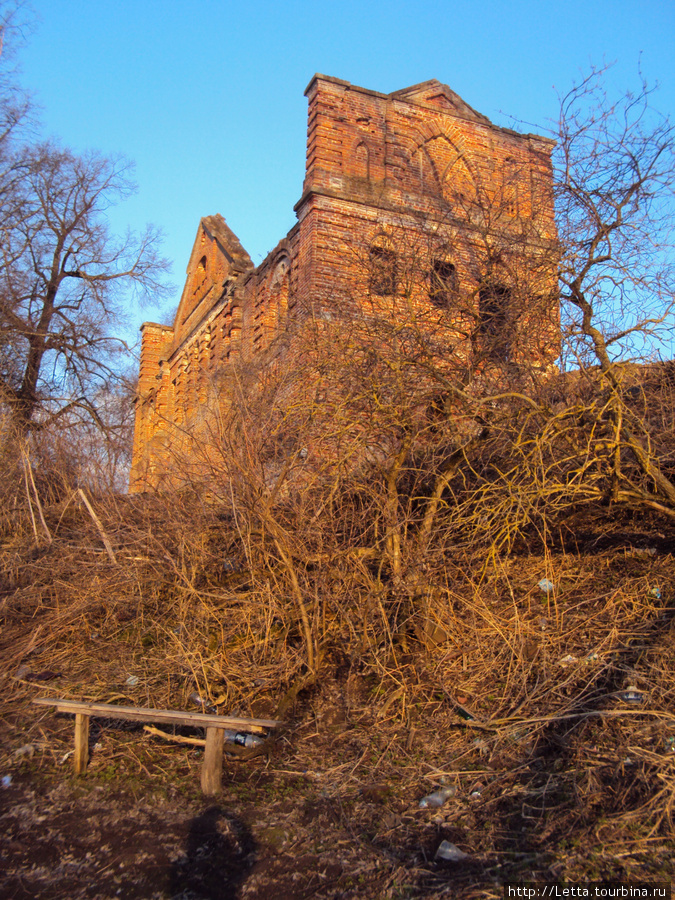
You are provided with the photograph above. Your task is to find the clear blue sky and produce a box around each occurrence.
[17,0,675,343]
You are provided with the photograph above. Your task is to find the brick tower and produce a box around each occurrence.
[130,75,558,491]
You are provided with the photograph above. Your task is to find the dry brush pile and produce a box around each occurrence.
[2,344,675,887]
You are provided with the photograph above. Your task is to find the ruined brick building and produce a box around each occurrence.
[130,75,559,491]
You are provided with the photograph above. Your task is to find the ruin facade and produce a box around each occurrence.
[130,75,559,491]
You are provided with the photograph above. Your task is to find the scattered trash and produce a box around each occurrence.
[223,730,265,749]
[94,743,103,752]
[664,737,675,752]
[620,686,644,704]
[454,703,475,721]
[650,587,662,599]
[59,750,74,765]
[1,774,12,788]
[435,840,468,862]
[538,578,554,593]
[554,650,598,667]
[419,786,456,808]
[13,744,35,760]
[188,692,217,714]
[633,547,656,559]
[558,654,578,667]
[125,675,139,687]
[469,782,484,799]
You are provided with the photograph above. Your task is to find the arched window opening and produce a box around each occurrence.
[269,257,290,321]
[354,141,370,180]
[429,260,458,309]
[270,258,289,289]
[193,256,207,294]
[369,244,397,296]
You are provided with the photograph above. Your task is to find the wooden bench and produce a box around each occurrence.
[34,698,281,797]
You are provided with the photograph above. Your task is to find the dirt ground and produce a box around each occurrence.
[0,701,500,900]
[2,671,674,900]
[0,741,438,898]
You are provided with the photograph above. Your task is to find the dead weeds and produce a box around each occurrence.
[1,494,674,897]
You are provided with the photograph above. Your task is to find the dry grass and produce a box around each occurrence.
[1,483,674,892]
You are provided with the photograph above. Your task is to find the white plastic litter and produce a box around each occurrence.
[13,744,35,759]
[418,786,456,808]
[558,654,578,667]
[435,840,468,861]
[620,686,644,704]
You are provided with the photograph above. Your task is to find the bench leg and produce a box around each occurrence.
[201,727,224,796]
[74,713,90,775]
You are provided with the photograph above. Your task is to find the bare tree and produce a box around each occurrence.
[0,142,170,440]
[553,67,675,514]
[0,2,34,256]
[28,371,138,496]
[0,3,32,149]
[556,68,675,365]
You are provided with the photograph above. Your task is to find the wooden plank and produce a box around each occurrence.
[33,698,279,731]
[74,713,89,774]
[201,727,224,797]
[143,725,205,747]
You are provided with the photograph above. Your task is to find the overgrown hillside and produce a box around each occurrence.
[1,481,674,897]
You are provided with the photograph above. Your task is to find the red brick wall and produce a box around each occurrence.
[130,76,559,491]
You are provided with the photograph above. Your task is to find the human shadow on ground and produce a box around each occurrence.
[169,806,256,899]
[485,593,675,873]
[410,576,675,894]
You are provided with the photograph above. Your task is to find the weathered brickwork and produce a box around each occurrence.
[130,75,558,491]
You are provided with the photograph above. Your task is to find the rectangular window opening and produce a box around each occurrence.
[369,246,397,296]
[429,260,458,309]
[478,283,512,362]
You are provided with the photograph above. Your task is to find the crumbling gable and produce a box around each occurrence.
[174,215,253,347]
